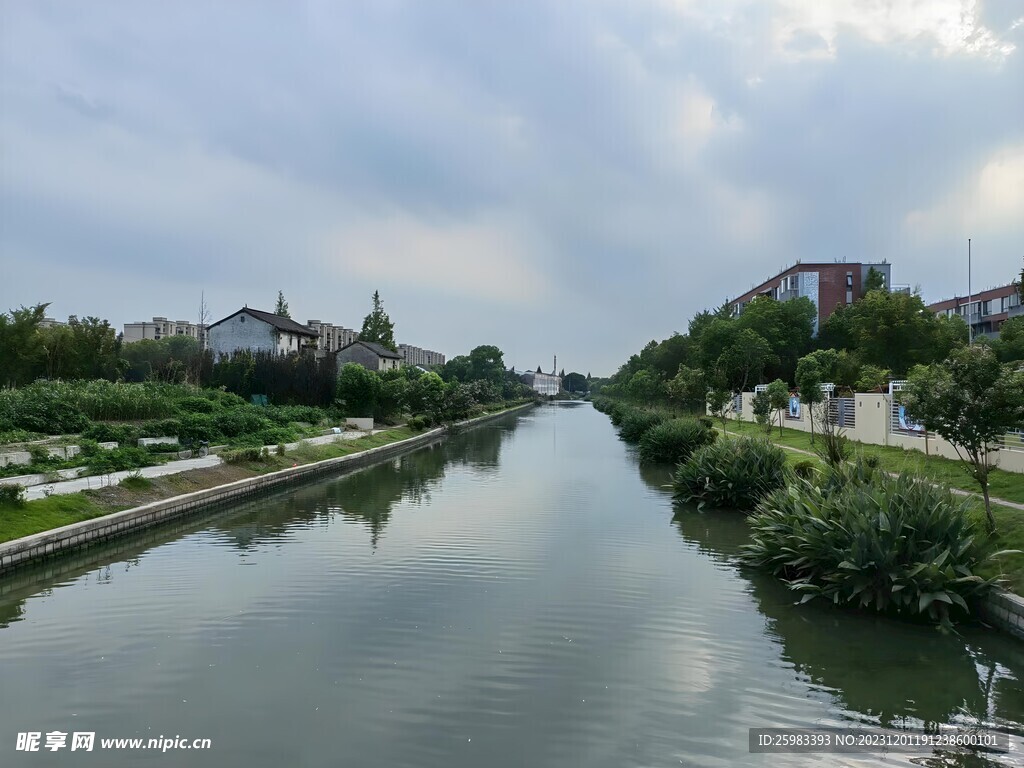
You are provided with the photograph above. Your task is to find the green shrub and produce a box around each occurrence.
[81,423,141,445]
[608,402,631,427]
[742,470,1011,629]
[118,471,152,490]
[138,419,182,438]
[792,459,818,480]
[673,437,788,510]
[213,407,276,438]
[0,483,26,506]
[173,413,218,442]
[638,419,716,464]
[276,443,287,457]
[265,405,327,426]
[816,430,851,468]
[618,410,666,443]
[28,445,56,465]
[223,446,269,464]
[407,415,429,432]
[175,396,216,415]
[86,446,156,474]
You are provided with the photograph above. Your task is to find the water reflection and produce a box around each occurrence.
[639,461,1024,751]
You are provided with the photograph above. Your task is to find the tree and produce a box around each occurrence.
[406,371,446,416]
[751,390,772,434]
[667,365,706,412]
[336,363,380,417]
[467,345,505,384]
[826,290,967,376]
[562,372,588,394]
[0,303,48,386]
[359,290,397,351]
[989,316,1024,364]
[795,354,824,445]
[706,386,732,430]
[864,266,887,292]
[901,345,1024,532]
[441,355,471,382]
[765,378,790,438]
[626,369,665,401]
[716,328,776,392]
[854,364,891,392]
[274,291,290,318]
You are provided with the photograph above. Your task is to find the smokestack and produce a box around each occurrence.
[553,355,557,375]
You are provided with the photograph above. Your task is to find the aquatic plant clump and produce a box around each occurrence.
[673,437,788,510]
[638,418,716,465]
[742,470,1012,628]
[618,410,666,444]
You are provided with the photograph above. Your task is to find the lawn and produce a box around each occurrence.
[718,419,1024,593]
[0,427,420,544]
[719,418,1024,505]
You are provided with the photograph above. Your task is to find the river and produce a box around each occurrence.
[2,403,1023,767]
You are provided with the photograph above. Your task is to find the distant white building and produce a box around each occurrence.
[307,320,360,353]
[206,308,318,360]
[124,317,207,347]
[519,368,561,396]
[398,343,446,367]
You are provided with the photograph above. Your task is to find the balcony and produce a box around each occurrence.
[1009,304,1024,319]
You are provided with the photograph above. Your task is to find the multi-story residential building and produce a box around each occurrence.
[123,316,207,347]
[206,308,318,360]
[397,344,446,368]
[38,317,67,329]
[729,261,894,334]
[306,320,360,353]
[927,283,1022,339]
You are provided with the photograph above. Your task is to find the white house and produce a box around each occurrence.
[206,308,319,360]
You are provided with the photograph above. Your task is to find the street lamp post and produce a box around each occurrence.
[968,238,973,345]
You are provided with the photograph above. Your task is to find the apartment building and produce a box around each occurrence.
[397,344,446,368]
[123,317,206,346]
[927,282,1022,339]
[306,320,360,353]
[729,261,894,334]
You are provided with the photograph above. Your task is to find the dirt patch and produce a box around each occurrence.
[82,464,265,513]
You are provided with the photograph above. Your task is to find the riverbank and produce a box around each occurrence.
[0,402,536,574]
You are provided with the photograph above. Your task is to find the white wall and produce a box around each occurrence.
[720,391,1024,474]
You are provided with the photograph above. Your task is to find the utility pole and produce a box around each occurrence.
[968,238,973,345]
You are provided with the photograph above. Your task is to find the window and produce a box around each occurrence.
[846,273,853,288]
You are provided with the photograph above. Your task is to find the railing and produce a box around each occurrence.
[827,398,855,428]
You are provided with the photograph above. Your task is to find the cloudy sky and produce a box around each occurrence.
[2,1,1022,375]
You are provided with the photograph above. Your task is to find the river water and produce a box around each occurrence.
[2,403,1023,767]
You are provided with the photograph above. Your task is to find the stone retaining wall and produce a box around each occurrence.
[0,403,536,576]
[979,590,1024,640]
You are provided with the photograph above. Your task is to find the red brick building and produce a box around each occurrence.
[729,261,894,334]
[927,283,1022,339]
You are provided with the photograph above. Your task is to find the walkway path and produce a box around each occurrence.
[19,429,389,502]
[718,427,1024,513]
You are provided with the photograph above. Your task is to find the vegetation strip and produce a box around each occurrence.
[593,397,1024,638]
[0,403,536,575]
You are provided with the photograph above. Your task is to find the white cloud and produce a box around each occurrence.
[773,0,1016,61]
[903,144,1024,241]
[320,213,553,306]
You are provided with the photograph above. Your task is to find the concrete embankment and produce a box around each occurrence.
[0,403,536,576]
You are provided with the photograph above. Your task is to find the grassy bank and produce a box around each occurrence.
[719,420,1024,593]
[720,418,1024,505]
[0,427,416,543]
